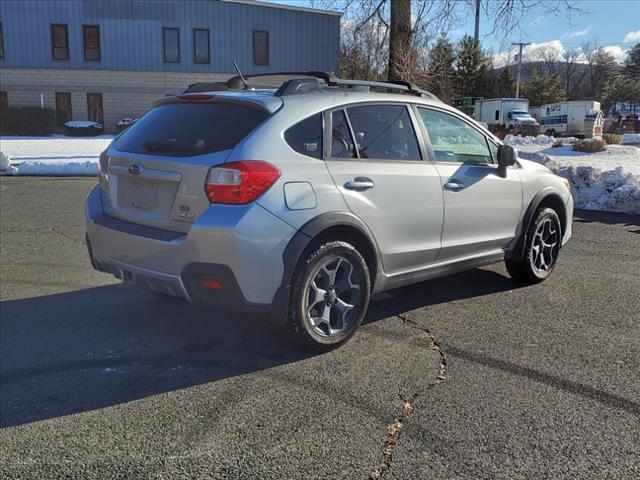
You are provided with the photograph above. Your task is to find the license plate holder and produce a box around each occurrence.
[130,179,158,211]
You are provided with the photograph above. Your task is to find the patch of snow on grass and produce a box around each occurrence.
[0,135,113,176]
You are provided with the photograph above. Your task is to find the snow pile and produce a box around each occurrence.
[504,134,554,146]
[622,133,640,144]
[6,160,99,176]
[116,117,138,127]
[516,141,640,214]
[0,151,10,171]
[542,156,640,214]
[0,135,113,176]
[504,134,578,147]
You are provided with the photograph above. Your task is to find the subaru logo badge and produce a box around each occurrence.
[128,164,140,176]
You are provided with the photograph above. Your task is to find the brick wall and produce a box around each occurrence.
[0,68,233,133]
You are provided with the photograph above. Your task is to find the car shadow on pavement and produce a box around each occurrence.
[0,268,517,428]
[364,267,520,324]
[573,209,640,230]
[0,284,313,428]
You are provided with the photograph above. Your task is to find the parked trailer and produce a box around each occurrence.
[474,98,540,137]
[540,101,604,138]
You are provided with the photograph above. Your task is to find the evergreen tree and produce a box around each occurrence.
[454,35,493,98]
[497,67,515,97]
[588,49,619,100]
[523,72,565,106]
[427,37,456,103]
[622,43,640,77]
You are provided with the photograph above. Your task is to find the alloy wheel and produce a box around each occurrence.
[531,218,559,274]
[303,255,364,337]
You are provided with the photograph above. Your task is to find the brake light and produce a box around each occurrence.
[205,161,281,204]
[201,279,223,290]
[177,94,215,102]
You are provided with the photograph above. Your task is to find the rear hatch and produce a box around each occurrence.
[100,96,274,233]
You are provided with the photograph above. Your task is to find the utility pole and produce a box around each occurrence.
[474,0,480,45]
[512,41,531,98]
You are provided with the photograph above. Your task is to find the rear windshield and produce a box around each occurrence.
[114,102,269,156]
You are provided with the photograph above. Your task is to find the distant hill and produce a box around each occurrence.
[495,61,589,82]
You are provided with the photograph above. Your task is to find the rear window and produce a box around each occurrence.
[114,102,269,156]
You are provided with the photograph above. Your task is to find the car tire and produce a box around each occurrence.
[506,207,562,284]
[287,240,371,351]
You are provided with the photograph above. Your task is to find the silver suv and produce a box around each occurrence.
[85,73,573,350]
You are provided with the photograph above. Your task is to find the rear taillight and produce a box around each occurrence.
[205,161,281,204]
[98,150,109,187]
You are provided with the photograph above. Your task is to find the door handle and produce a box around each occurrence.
[444,179,464,190]
[344,177,375,191]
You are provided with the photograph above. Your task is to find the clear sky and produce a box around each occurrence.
[265,0,640,64]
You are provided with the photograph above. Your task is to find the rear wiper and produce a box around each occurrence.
[142,141,194,154]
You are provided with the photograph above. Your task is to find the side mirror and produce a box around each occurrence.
[497,145,517,177]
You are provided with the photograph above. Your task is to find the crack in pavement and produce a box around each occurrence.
[368,311,447,480]
[2,225,85,245]
[51,226,85,245]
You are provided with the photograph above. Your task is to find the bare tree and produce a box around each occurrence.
[535,46,562,78]
[312,0,581,98]
[388,0,412,81]
[562,47,586,99]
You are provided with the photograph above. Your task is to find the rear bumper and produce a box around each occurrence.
[85,185,295,314]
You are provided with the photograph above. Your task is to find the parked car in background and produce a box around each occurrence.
[64,120,104,137]
[540,101,604,138]
[85,73,573,350]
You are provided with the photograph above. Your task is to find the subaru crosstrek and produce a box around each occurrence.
[85,73,573,350]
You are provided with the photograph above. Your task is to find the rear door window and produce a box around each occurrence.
[285,113,323,159]
[331,110,357,159]
[114,102,269,157]
[346,105,421,160]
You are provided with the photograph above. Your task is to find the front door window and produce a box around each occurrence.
[418,108,493,164]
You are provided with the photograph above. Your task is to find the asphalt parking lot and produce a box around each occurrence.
[1,177,639,480]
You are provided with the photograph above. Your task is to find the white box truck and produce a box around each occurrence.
[540,101,604,138]
[474,98,540,137]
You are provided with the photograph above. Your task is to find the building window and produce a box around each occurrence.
[193,29,210,64]
[253,31,268,66]
[0,91,8,109]
[0,22,5,59]
[87,93,103,124]
[83,25,100,61]
[55,93,72,126]
[163,28,180,63]
[51,24,69,60]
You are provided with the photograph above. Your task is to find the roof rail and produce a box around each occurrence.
[185,71,440,100]
[226,71,339,90]
[387,80,438,100]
